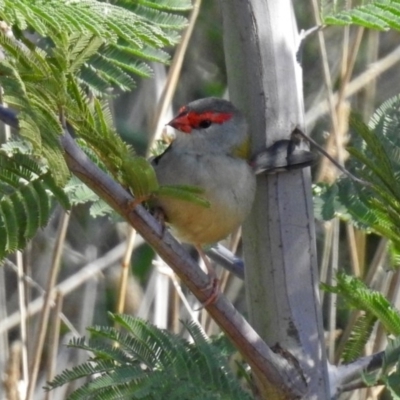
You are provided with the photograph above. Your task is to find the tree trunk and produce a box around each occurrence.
[220,1,330,398]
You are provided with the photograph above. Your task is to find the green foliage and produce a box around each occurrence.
[46,313,254,400]
[0,0,209,261]
[314,95,400,393]
[121,156,159,200]
[342,313,376,363]
[59,139,115,217]
[0,141,70,259]
[360,336,400,398]
[313,96,400,254]
[322,0,400,31]
[322,273,400,362]
[65,175,113,218]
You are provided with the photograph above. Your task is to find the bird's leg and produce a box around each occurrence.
[195,245,220,307]
[149,208,219,306]
[125,191,153,217]
[152,206,168,237]
[127,195,149,210]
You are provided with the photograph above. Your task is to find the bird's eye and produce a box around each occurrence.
[198,119,212,129]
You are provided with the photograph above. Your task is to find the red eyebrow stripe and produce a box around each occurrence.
[187,111,233,126]
[168,110,233,134]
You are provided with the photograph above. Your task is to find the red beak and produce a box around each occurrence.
[167,114,192,133]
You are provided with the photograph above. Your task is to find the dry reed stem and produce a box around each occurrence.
[45,291,63,400]
[116,228,137,315]
[25,212,70,400]
[16,251,29,392]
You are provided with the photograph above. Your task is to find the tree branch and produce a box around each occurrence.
[0,105,307,398]
[330,351,385,396]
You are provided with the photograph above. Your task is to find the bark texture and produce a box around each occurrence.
[220,1,330,398]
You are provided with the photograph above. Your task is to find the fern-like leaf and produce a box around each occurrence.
[322,273,400,336]
[323,1,400,31]
[0,150,70,261]
[47,314,254,399]
[313,99,400,253]
[0,0,190,191]
[342,313,377,363]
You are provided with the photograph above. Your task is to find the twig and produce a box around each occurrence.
[1,107,308,398]
[346,224,362,277]
[206,244,244,280]
[335,239,388,363]
[157,262,199,324]
[365,238,388,286]
[116,228,137,315]
[60,106,308,398]
[150,0,202,141]
[25,211,70,400]
[294,128,371,186]
[205,229,242,336]
[319,221,333,306]
[306,44,400,127]
[153,258,170,328]
[45,291,63,400]
[16,251,29,392]
[4,259,79,336]
[327,219,339,362]
[0,268,9,381]
[1,241,127,334]
[341,380,384,393]
[5,259,47,294]
[146,0,202,327]
[331,350,385,396]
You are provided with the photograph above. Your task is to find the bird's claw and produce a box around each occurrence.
[195,276,220,310]
[152,207,168,237]
[251,133,316,175]
[126,195,150,212]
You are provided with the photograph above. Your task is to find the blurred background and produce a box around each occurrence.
[2,1,400,399]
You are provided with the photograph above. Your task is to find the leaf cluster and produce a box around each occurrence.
[0,140,69,259]
[0,0,211,261]
[363,336,400,399]
[314,95,400,256]
[0,0,190,181]
[324,273,400,398]
[322,272,400,363]
[46,313,254,400]
[323,0,400,31]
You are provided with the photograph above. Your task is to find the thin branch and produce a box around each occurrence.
[26,211,70,400]
[306,44,400,128]
[206,244,244,280]
[0,106,308,398]
[319,221,333,306]
[1,241,127,334]
[116,228,136,315]
[16,251,29,391]
[4,259,79,336]
[310,0,340,138]
[341,379,384,393]
[150,0,202,141]
[61,121,307,398]
[293,128,371,186]
[45,291,63,400]
[331,351,385,396]
[157,261,199,323]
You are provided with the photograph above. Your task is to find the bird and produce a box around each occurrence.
[152,97,256,304]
